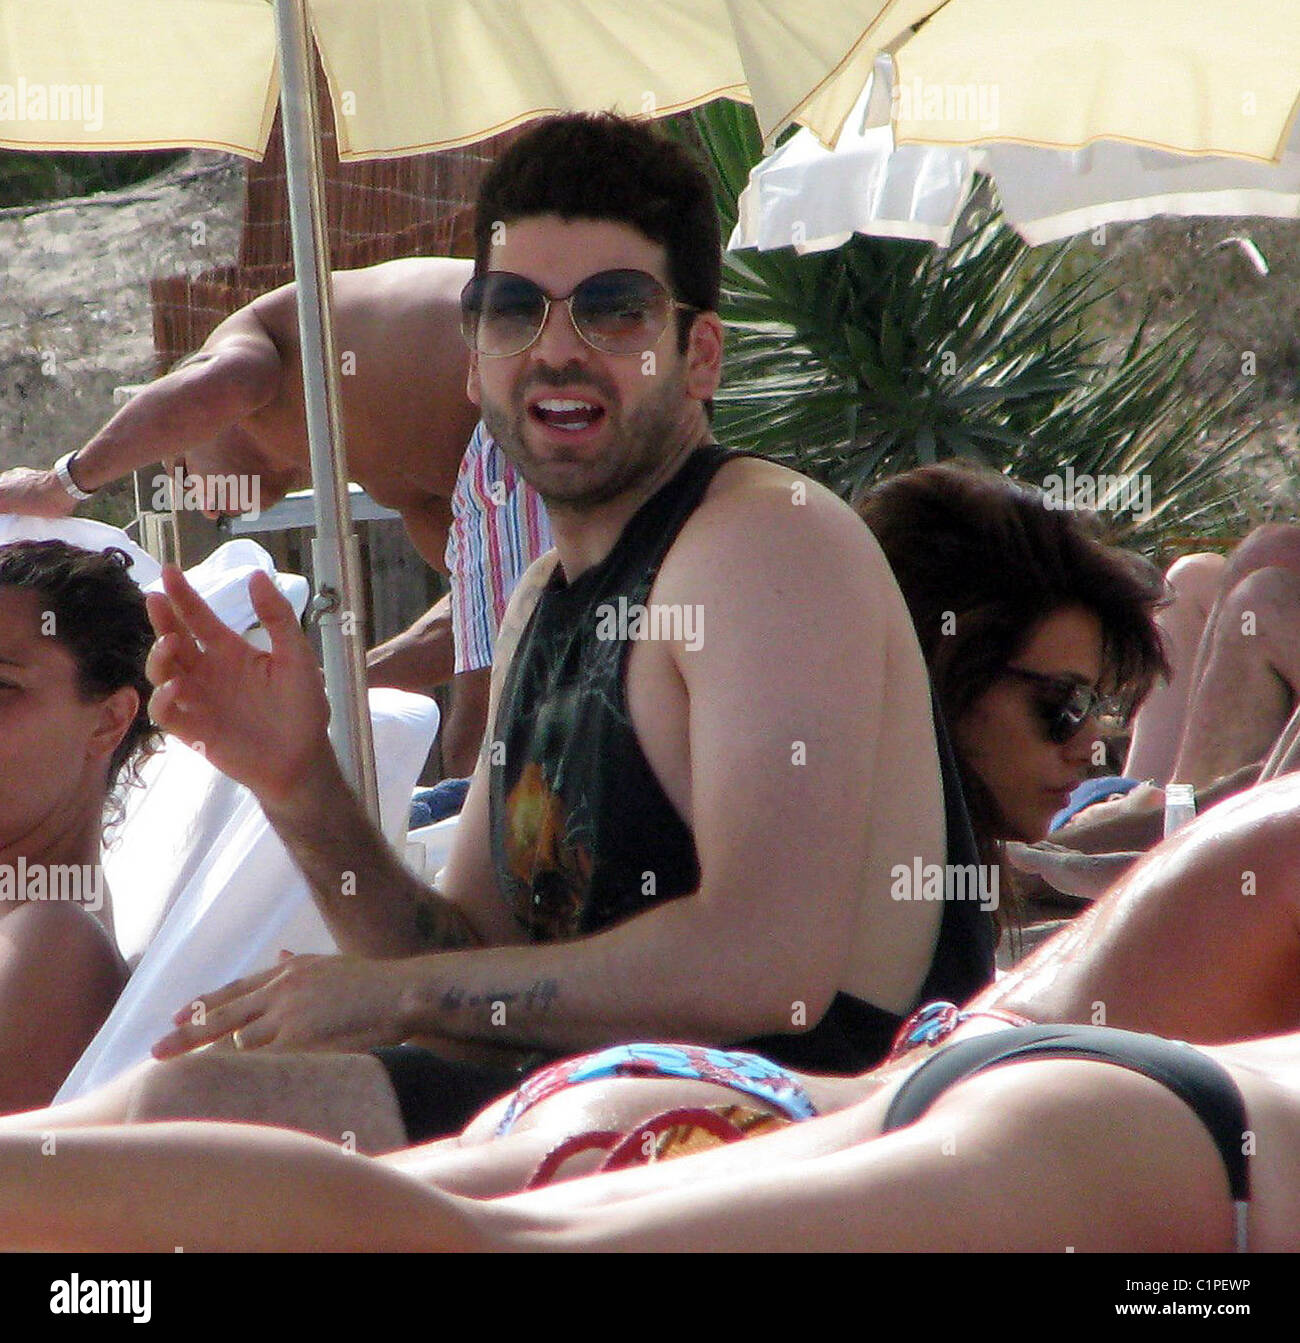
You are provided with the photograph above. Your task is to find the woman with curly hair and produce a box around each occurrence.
[0,540,158,1110]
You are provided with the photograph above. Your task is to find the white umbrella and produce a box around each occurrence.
[733,56,1300,252]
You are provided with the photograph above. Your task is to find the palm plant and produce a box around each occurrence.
[672,101,1254,550]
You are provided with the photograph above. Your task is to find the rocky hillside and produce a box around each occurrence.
[1078,215,1299,522]
[0,152,243,520]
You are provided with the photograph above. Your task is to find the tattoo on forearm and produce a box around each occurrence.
[438,978,559,1019]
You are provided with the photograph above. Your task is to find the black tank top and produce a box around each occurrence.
[489,447,723,940]
[490,445,994,1071]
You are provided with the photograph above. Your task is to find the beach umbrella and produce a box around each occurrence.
[0,1,925,817]
[732,3,1300,250]
[886,0,1299,163]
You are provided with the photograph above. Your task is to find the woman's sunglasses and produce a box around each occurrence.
[1002,666,1124,745]
[460,268,698,358]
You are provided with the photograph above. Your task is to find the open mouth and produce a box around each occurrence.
[528,397,607,433]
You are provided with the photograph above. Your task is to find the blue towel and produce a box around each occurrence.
[410,778,472,827]
[1049,775,1141,831]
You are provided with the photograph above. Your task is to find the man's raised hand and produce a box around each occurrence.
[145,565,331,804]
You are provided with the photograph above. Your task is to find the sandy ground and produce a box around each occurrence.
[1083,216,1300,520]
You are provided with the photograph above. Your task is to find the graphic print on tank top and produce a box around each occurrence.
[491,448,735,942]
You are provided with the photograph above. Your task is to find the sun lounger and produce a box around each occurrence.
[58,686,440,1101]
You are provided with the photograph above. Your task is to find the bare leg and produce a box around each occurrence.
[1071,527,1300,830]
[0,1059,1237,1252]
[1179,524,1300,698]
[0,1122,485,1252]
[1170,566,1300,787]
[1123,552,1223,784]
[981,775,1300,1042]
[123,1051,408,1154]
[0,1060,149,1135]
[0,1051,408,1156]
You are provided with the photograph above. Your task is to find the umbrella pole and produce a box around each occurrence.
[271,0,381,824]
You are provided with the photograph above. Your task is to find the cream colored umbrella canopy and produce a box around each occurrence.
[0,0,280,155]
[7,1,1296,163]
[311,0,929,158]
[885,0,1300,162]
[0,0,934,158]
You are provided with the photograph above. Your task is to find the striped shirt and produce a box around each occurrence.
[446,421,553,673]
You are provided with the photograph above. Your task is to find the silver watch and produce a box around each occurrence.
[52,451,95,501]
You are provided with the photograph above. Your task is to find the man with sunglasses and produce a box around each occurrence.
[130,113,989,1148]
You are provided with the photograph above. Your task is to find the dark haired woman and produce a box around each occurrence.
[0,540,158,1110]
[856,461,1168,861]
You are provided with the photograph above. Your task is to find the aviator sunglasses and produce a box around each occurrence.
[1001,666,1124,745]
[460,268,698,357]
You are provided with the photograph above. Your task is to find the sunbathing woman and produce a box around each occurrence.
[0,540,157,1111]
[4,763,1300,1251]
[0,919,1297,1250]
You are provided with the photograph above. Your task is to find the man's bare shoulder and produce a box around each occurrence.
[672,454,894,590]
[245,258,474,342]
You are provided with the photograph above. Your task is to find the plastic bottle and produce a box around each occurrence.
[1163,782,1197,838]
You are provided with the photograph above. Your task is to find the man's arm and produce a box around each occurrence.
[144,565,515,959]
[366,594,457,691]
[0,330,283,515]
[155,477,900,1057]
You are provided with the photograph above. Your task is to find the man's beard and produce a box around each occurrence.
[481,363,691,511]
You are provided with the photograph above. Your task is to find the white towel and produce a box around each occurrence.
[149,536,310,632]
[0,516,308,634]
[0,515,160,585]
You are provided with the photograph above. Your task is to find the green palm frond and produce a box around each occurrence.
[668,101,1256,553]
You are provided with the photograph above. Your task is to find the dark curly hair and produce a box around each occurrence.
[473,112,720,355]
[858,462,1169,858]
[0,540,159,825]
